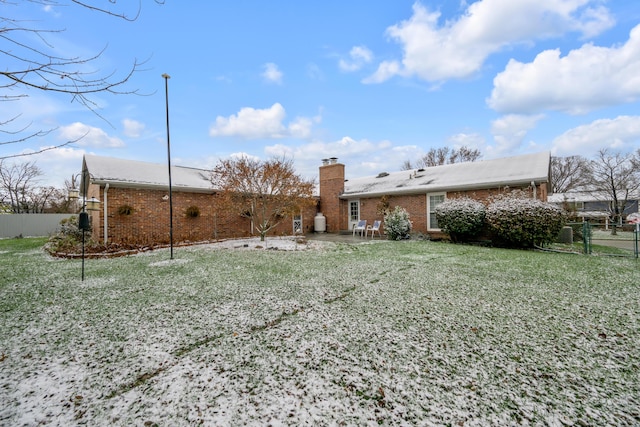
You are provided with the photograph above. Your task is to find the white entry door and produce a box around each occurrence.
[348,200,360,230]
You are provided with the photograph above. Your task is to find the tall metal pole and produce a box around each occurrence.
[81,173,86,281]
[162,73,174,259]
[81,207,85,281]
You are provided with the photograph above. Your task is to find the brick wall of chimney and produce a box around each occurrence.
[318,162,345,233]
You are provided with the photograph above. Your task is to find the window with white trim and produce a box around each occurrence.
[427,192,446,230]
[349,200,359,222]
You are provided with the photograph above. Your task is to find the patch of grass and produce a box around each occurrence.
[0,238,639,425]
[0,236,47,253]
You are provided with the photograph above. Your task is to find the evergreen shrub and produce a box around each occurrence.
[486,192,567,248]
[434,197,486,242]
[384,206,412,240]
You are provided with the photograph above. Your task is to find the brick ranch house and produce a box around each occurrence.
[80,151,550,244]
[80,155,317,245]
[319,151,551,237]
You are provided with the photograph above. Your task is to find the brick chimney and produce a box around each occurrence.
[319,157,345,232]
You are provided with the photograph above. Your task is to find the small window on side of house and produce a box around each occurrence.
[427,192,446,231]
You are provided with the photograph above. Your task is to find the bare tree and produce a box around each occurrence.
[0,159,43,213]
[211,156,316,242]
[588,149,640,235]
[550,155,591,193]
[402,146,481,170]
[1,0,163,160]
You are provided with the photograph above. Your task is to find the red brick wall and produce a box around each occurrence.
[323,184,548,237]
[88,185,317,245]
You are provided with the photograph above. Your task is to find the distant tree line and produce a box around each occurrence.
[402,146,482,170]
[0,160,75,213]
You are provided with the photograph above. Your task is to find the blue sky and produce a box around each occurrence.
[4,1,640,187]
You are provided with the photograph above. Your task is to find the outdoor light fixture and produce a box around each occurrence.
[68,188,80,200]
[86,197,101,211]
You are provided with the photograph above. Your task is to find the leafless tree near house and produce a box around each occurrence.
[211,156,316,242]
[402,146,481,170]
[0,159,43,213]
[550,155,591,193]
[1,0,164,160]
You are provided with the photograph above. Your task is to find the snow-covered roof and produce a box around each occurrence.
[341,151,550,199]
[81,155,213,193]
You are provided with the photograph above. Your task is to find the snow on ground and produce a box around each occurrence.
[1,238,639,426]
[196,236,330,251]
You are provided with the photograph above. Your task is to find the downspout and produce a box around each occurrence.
[103,183,109,245]
[531,181,536,200]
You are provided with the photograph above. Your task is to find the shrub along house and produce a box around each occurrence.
[79,155,317,246]
[318,151,551,238]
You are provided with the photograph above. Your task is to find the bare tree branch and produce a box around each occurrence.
[1,0,162,158]
[587,149,640,234]
[211,156,316,241]
[402,146,482,170]
[550,155,590,193]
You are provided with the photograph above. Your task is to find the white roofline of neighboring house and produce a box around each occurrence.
[548,190,640,203]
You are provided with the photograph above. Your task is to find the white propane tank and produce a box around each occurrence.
[314,213,326,232]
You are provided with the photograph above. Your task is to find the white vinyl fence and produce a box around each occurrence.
[0,214,76,238]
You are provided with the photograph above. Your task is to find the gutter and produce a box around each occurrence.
[339,178,549,199]
[90,179,216,194]
[103,183,109,245]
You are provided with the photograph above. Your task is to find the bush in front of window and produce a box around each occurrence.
[384,206,412,240]
[435,197,486,243]
[486,192,566,248]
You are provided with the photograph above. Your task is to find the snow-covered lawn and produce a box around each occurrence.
[591,229,636,240]
[1,237,639,426]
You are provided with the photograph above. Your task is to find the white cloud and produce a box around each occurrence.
[209,104,287,139]
[307,63,324,80]
[366,0,614,83]
[122,119,145,138]
[288,117,314,139]
[228,152,262,162]
[488,24,640,114]
[552,116,640,156]
[488,114,544,155]
[447,132,486,150]
[261,63,283,85]
[42,4,61,17]
[265,137,422,180]
[58,122,125,148]
[24,146,86,188]
[339,46,373,72]
[209,103,319,140]
[362,61,401,84]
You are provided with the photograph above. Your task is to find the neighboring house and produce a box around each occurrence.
[80,155,317,245]
[548,191,640,227]
[319,151,551,237]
